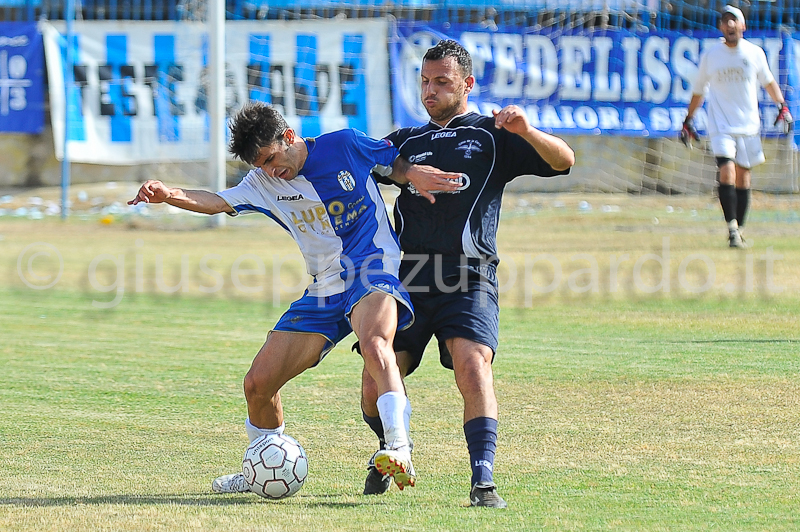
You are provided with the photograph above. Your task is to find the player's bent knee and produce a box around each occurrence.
[243,369,278,402]
[242,372,259,401]
[453,356,494,386]
[357,336,393,362]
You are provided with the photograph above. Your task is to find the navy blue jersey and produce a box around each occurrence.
[379,112,568,263]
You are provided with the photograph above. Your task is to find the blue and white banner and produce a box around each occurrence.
[391,21,797,138]
[42,20,391,164]
[784,34,800,150]
[0,22,44,133]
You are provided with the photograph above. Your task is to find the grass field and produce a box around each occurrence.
[1,190,799,531]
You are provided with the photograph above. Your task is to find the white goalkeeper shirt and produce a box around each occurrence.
[216,129,402,297]
[693,38,774,136]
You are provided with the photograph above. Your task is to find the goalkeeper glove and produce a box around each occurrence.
[680,117,700,148]
[774,103,794,133]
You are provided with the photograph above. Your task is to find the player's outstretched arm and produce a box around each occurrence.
[388,158,462,204]
[127,180,234,215]
[492,106,575,171]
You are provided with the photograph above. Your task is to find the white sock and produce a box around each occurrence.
[403,397,412,439]
[377,391,410,450]
[245,418,284,443]
[727,220,739,232]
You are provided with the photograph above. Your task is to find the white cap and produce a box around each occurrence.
[721,5,745,25]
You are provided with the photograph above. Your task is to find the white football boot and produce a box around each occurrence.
[373,447,416,491]
[211,472,250,493]
[729,229,746,248]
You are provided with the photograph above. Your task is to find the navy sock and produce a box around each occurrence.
[363,412,386,450]
[718,184,737,223]
[736,188,750,228]
[464,417,498,486]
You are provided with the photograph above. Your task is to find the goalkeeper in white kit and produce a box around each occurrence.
[681,5,793,248]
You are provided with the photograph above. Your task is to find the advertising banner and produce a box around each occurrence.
[784,34,800,150]
[391,21,796,139]
[42,20,391,163]
[0,21,44,133]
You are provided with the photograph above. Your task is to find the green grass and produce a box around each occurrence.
[1,193,800,530]
[1,290,799,531]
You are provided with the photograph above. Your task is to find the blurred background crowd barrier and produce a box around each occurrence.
[1,0,798,195]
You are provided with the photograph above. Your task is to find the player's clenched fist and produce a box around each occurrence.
[491,105,531,135]
[774,103,794,134]
[679,117,700,148]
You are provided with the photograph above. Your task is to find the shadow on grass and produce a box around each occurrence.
[0,493,367,508]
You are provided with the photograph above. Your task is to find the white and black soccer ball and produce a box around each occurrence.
[242,433,308,499]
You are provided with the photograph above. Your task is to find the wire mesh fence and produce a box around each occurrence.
[1,0,798,194]
[2,0,799,30]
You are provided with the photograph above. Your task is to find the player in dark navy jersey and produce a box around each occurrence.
[359,40,575,507]
[382,111,565,260]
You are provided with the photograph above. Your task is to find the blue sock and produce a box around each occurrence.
[464,417,498,486]
[363,411,386,450]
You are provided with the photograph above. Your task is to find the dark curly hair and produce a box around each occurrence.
[228,101,289,166]
[423,39,473,80]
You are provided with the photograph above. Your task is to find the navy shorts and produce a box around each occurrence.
[393,257,499,376]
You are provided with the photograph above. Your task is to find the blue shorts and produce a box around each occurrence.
[393,258,499,376]
[273,272,414,362]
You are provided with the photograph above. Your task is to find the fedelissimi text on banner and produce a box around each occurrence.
[391,20,799,139]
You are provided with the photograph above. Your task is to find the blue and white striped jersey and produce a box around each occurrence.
[217,129,402,297]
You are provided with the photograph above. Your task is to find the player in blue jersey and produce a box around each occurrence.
[128,101,461,494]
[358,40,575,507]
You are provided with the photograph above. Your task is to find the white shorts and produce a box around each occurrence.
[710,134,765,169]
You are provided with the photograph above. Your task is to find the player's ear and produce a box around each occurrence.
[465,75,475,94]
[283,128,295,144]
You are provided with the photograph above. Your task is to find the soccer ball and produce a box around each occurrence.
[242,433,308,499]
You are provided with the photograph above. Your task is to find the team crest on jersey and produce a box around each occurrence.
[337,170,356,191]
[456,140,482,159]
